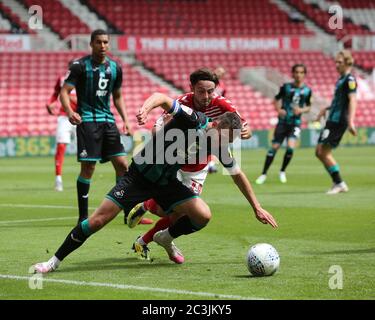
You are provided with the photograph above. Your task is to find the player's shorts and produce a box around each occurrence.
[76,122,126,163]
[318,121,347,148]
[56,116,76,144]
[106,164,198,215]
[272,123,301,144]
[177,165,209,195]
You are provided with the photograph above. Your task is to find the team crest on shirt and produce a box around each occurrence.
[348,80,356,90]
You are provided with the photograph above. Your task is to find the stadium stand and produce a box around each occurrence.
[287,0,374,40]
[0,1,35,34]
[1,0,374,137]
[20,0,91,38]
[88,0,314,36]
[0,52,170,137]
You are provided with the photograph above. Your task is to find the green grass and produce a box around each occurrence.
[0,147,374,300]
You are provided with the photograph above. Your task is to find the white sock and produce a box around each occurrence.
[49,256,60,268]
[138,237,146,246]
[56,175,62,183]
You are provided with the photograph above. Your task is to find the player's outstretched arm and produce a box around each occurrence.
[137,93,174,125]
[60,83,81,125]
[113,88,133,135]
[348,93,357,136]
[230,169,278,228]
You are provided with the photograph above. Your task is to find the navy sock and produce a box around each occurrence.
[77,176,91,221]
[262,148,277,175]
[281,147,294,172]
[55,219,92,261]
[168,215,207,238]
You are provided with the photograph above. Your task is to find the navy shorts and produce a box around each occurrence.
[318,121,347,148]
[106,164,198,215]
[76,122,126,163]
[272,123,301,144]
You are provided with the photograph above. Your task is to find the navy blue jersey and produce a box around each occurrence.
[328,73,357,125]
[275,83,312,126]
[132,101,236,185]
[64,55,122,123]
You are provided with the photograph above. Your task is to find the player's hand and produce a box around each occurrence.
[241,123,252,139]
[315,108,327,121]
[68,112,82,125]
[348,122,357,136]
[293,107,302,116]
[123,124,134,136]
[254,207,278,228]
[137,108,148,125]
[46,104,55,115]
[278,109,287,117]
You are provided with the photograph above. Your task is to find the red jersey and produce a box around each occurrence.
[177,92,247,172]
[47,76,77,116]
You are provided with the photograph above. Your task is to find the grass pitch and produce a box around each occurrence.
[0,147,374,300]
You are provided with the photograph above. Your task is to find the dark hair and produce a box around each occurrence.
[90,29,109,43]
[190,68,219,86]
[292,63,307,74]
[216,112,242,130]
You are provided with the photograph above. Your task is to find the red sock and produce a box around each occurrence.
[142,216,171,244]
[143,198,158,214]
[55,143,66,176]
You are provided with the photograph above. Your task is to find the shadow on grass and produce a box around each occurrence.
[58,257,179,273]
[305,248,375,255]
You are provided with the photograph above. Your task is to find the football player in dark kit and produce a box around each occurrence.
[33,92,277,273]
[256,64,312,184]
[315,50,357,195]
[60,30,134,223]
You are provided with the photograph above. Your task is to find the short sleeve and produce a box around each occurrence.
[113,63,123,90]
[64,62,82,87]
[306,88,312,106]
[275,85,285,100]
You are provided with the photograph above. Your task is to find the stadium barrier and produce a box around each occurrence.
[1,128,374,158]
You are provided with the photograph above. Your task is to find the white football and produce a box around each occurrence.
[247,243,280,276]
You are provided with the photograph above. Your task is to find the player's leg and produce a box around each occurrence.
[153,197,211,263]
[54,116,72,191]
[76,123,103,223]
[256,143,280,184]
[33,199,122,273]
[77,161,96,223]
[256,123,284,184]
[279,127,299,183]
[55,143,66,191]
[315,144,348,194]
[315,123,348,194]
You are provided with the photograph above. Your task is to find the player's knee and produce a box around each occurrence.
[267,147,277,156]
[197,205,212,225]
[89,213,107,231]
[81,162,96,177]
[315,147,322,159]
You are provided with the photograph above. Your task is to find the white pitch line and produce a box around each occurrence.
[0,204,96,210]
[0,217,76,224]
[0,274,267,300]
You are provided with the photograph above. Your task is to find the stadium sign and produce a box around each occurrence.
[0,35,31,51]
[118,36,301,52]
